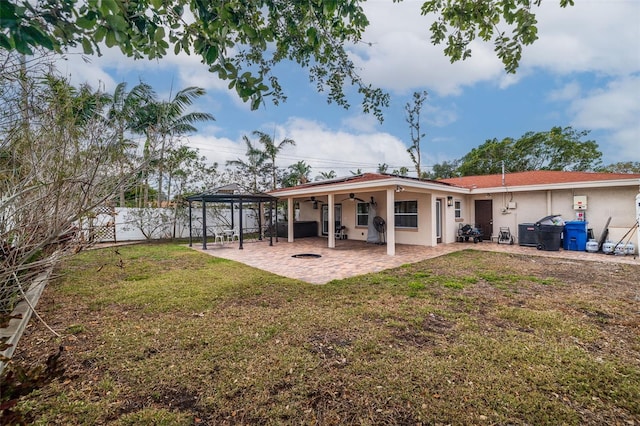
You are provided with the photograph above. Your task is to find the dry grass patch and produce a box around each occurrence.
[3,244,639,425]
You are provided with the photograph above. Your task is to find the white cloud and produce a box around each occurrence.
[568,76,640,160]
[548,81,581,102]
[523,1,640,76]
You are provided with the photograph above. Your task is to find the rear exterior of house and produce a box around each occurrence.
[269,171,640,255]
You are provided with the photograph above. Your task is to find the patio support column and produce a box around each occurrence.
[287,197,294,242]
[328,193,335,248]
[386,188,395,255]
[546,190,552,216]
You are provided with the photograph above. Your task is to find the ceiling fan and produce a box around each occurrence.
[340,193,365,202]
[302,196,324,209]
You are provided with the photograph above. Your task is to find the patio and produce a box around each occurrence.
[190,237,638,284]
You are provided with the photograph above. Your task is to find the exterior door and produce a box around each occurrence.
[321,204,342,235]
[474,200,493,240]
[435,199,443,243]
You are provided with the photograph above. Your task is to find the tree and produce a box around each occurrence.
[405,91,428,179]
[377,163,389,174]
[315,170,337,181]
[423,0,576,73]
[1,1,574,120]
[0,58,133,313]
[226,135,270,193]
[601,162,640,174]
[283,161,312,187]
[429,160,460,179]
[392,166,409,177]
[456,127,602,176]
[132,86,214,206]
[105,81,154,207]
[253,130,295,190]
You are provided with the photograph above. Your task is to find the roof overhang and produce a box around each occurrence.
[468,178,640,194]
[269,176,468,199]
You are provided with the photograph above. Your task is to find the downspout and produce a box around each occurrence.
[546,190,552,216]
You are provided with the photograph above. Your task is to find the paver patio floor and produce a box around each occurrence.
[190,237,639,284]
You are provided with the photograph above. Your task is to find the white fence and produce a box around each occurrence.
[93,207,261,242]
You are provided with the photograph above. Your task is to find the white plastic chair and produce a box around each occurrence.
[227,228,239,242]
[213,228,225,244]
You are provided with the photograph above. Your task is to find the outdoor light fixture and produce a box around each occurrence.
[447,196,454,207]
[395,185,405,193]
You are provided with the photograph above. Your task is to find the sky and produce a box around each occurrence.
[56,0,640,179]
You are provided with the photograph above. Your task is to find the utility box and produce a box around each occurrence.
[573,195,587,210]
[518,223,537,247]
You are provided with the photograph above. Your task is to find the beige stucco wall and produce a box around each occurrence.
[469,185,639,244]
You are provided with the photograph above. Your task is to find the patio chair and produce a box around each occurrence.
[226,228,239,242]
[212,228,225,244]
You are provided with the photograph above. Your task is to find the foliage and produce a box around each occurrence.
[600,161,640,174]
[252,130,295,190]
[0,0,387,120]
[454,126,602,176]
[0,52,141,312]
[226,135,271,193]
[405,90,429,179]
[282,160,312,187]
[315,170,337,181]
[1,1,575,121]
[422,0,575,73]
[429,160,460,179]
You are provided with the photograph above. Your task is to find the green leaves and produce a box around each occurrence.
[421,0,574,73]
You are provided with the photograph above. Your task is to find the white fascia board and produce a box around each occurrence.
[273,177,470,198]
[468,178,640,194]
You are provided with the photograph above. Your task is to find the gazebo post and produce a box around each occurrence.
[258,201,263,240]
[230,202,235,230]
[238,197,244,250]
[201,199,207,250]
[269,200,274,246]
[188,201,193,247]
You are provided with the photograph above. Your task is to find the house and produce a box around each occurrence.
[268,171,640,256]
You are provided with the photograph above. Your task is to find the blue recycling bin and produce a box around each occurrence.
[563,221,588,251]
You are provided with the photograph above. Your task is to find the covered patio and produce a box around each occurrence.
[189,238,638,284]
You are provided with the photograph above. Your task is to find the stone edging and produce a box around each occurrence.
[0,268,52,375]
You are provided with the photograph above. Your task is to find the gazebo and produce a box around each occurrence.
[186,184,277,250]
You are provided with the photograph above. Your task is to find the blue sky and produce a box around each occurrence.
[58,0,640,178]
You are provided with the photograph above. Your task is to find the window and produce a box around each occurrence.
[356,202,369,226]
[454,200,462,219]
[394,200,418,228]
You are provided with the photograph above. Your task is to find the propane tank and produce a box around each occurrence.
[602,240,615,254]
[625,241,636,256]
[585,239,599,253]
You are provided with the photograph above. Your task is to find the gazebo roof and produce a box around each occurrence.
[186,186,276,204]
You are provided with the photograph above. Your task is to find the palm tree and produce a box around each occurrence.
[133,86,214,206]
[377,163,389,173]
[253,130,295,189]
[226,135,270,192]
[106,82,154,206]
[315,170,337,181]
[284,160,312,187]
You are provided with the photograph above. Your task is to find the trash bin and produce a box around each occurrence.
[518,223,537,247]
[563,221,588,251]
[535,215,564,251]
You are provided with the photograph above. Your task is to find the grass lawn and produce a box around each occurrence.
[3,243,640,425]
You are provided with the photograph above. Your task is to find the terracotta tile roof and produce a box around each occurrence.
[439,170,640,189]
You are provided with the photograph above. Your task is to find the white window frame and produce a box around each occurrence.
[356,202,369,227]
[454,200,462,219]
[394,200,418,228]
